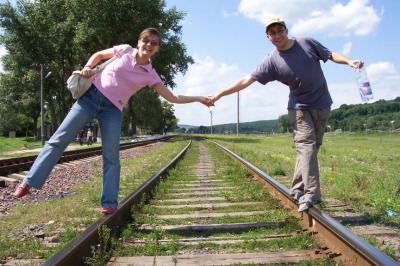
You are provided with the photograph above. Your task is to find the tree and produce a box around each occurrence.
[161,100,178,133]
[0,0,192,136]
[277,114,290,133]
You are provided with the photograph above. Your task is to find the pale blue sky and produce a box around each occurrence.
[164,0,400,126]
[1,0,399,126]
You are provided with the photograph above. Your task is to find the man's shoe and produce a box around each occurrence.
[101,207,115,215]
[14,183,30,198]
[291,191,304,202]
[298,201,311,212]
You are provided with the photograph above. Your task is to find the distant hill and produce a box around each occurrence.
[181,97,400,134]
[187,120,278,134]
[177,124,197,130]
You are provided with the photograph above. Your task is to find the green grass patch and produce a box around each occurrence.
[204,133,400,226]
[0,137,189,259]
[114,139,305,257]
[0,137,42,157]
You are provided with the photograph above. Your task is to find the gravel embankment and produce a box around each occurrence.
[0,142,164,214]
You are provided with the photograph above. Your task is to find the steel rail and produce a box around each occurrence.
[0,135,173,176]
[213,141,399,266]
[43,140,191,266]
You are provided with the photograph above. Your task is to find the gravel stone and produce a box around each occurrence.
[0,142,164,214]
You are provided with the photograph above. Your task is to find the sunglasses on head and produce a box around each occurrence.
[141,38,159,46]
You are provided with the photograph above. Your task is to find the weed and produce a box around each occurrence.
[84,225,114,266]
[270,166,286,176]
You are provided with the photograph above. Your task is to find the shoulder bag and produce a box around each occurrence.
[66,45,132,99]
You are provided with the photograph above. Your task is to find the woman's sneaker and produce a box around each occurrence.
[101,207,115,215]
[14,183,30,198]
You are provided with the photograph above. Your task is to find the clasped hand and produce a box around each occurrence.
[197,96,217,107]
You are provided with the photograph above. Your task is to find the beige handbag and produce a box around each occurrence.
[66,45,132,99]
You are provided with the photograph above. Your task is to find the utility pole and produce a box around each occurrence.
[39,64,52,146]
[236,92,239,136]
[210,109,213,134]
[40,64,44,146]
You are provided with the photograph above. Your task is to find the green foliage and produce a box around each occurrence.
[0,0,192,137]
[328,97,400,131]
[276,114,291,133]
[84,226,114,266]
[162,100,178,132]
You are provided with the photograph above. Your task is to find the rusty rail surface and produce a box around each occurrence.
[213,141,398,266]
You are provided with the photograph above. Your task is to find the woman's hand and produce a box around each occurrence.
[80,66,94,78]
[199,96,214,107]
[206,95,218,106]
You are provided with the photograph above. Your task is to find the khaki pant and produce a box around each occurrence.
[288,108,331,203]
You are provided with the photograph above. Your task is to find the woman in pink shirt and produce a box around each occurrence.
[14,28,210,214]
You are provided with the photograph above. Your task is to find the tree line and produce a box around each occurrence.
[187,120,278,134]
[0,0,191,137]
[187,97,400,134]
[276,97,400,133]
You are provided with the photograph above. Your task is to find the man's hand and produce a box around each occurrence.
[206,95,218,106]
[199,96,215,107]
[349,60,364,69]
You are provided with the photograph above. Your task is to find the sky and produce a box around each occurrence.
[1,0,399,127]
[162,0,400,126]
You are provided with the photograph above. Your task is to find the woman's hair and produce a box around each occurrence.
[138,28,161,43]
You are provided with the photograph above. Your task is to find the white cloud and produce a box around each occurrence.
[0,45,7,73]
[222,9,239,18]
[366,61,399,82]
[238,0,332,25]
[173,56,400,126]
[238,0,381,36]
[329,61,400,108]
[342,42,352,55]
[365,61,400,100]
[173,55,288,126]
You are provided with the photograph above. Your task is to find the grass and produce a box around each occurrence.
[0,137,42,157]
[115,234,315,256]
[114,140,315,259]
[0,136,100,158]
[205,132,400,226]
[0,137,189,260]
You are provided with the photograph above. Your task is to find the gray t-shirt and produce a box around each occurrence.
[251,37,333,109]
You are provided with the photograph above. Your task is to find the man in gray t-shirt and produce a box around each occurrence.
[208,17,363,212]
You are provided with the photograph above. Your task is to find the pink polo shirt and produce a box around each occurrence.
[92,44,162,111]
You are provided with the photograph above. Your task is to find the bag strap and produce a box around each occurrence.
[91,45,132,74]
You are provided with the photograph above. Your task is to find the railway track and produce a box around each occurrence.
[40,139,398,266]
[0,135,173,185]
[0,136,174,215]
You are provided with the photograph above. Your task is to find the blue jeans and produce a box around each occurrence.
[24,85,122,208]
